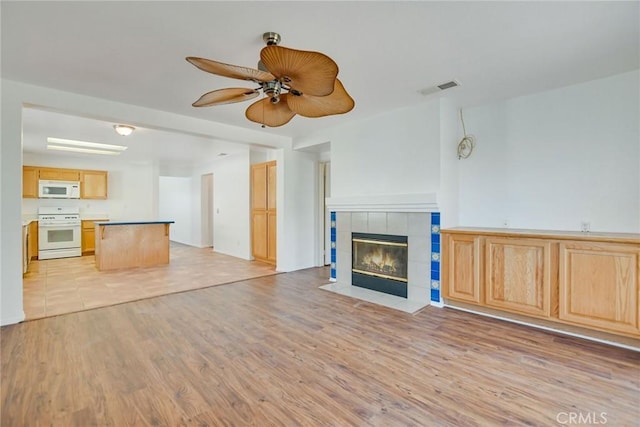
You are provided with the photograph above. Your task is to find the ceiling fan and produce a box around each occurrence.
[186,32,355,128]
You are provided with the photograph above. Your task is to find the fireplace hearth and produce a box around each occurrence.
[352,232,408,298]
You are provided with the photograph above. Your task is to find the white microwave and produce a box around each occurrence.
[38,180,81,199]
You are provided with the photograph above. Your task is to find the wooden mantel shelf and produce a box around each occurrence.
[95,221,175,271]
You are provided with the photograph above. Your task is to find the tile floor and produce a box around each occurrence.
[22,243,278,320]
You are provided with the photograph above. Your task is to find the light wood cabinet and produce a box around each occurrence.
[442,227,640,339]
[81,170,108,199]
[252,212,268,260]
[559,241,639,335]
[38,167,80,181]
[442,234,482,304]
[28,221,38,261]
[82,219,108,254]
[23,166,39,198]
[22,166,108,199]
[251,161,276,264]
[485,237,555,319]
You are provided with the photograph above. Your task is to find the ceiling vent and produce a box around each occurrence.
[437,80,460,90]
[419,79,461,96]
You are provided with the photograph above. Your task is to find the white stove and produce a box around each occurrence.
[38,207,82,260]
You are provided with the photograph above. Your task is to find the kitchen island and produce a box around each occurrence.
[94,221,175,271]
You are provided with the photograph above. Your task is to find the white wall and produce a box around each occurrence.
[329,101,442,198]
[22,153,158,221]
[276,147,319,272]
[1,81,25,325]
[158,176,192,244]
[459,70,640,233]
[211,151,252,259]
[438,99,461,229]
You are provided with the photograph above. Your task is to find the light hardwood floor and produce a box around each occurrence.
[22,244,277,319]
[3,267,639,426]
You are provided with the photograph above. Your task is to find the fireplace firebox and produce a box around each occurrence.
[352,232,408,298]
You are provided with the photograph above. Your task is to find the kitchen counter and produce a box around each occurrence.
[81,213,110,220]
[94,221,174,271]
[96,220,174,226]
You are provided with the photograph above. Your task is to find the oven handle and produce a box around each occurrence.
[39,223,81,228]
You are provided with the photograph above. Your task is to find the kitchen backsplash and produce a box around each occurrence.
[23,198,111,220]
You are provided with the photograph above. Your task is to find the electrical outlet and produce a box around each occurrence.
[581,221,591,232]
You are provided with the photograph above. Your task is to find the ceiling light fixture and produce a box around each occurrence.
[47,137,128,151]
[113,124,135,136]
[47,145,122,156]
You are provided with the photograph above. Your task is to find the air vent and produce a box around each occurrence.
[419,79,461,96]
[437,80,460,90]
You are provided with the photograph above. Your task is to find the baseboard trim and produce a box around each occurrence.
[445,301,639,352]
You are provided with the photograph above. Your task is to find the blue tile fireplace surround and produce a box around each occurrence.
[329,211,441,305]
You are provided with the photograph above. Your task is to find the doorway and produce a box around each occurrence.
[318,161,331,266]
[201,173,213,248]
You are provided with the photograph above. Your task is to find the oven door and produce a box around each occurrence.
[38,224,81,250]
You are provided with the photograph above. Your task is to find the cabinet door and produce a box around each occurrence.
[22,166,39,198]
[39,168,80,181]
[251,163,267,210]
[267,211,277,263]
[559,241,639,335]
[251,161,276,264]
[443,234,482,303]
[252,212,268,261]
[82,220,108,254]
[485,237,554,318]
[28,221,38,260]
[82,228,96,253]
[81,170,108,199]
[267,162,277,210]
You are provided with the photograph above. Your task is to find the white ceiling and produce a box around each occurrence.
[3,1,639,162]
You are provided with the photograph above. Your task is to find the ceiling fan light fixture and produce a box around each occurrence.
[113,124,135,136]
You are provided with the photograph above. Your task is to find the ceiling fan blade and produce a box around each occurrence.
[260,46,338,97]
[286,79,355,118]
[186,57,275,83]
[192,88,260,107]
[245,94,296,127]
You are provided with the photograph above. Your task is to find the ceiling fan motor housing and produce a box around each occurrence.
[262,80,282,103]
[263,32,281,46]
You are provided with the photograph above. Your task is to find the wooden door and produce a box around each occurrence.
[485,237,554,318]
[442,233,482,303]
[251,161,276,264]
[559,241,639,335]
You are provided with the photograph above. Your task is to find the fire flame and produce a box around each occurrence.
[362,248,397,273]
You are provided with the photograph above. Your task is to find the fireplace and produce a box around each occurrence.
[352,232,408,298]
